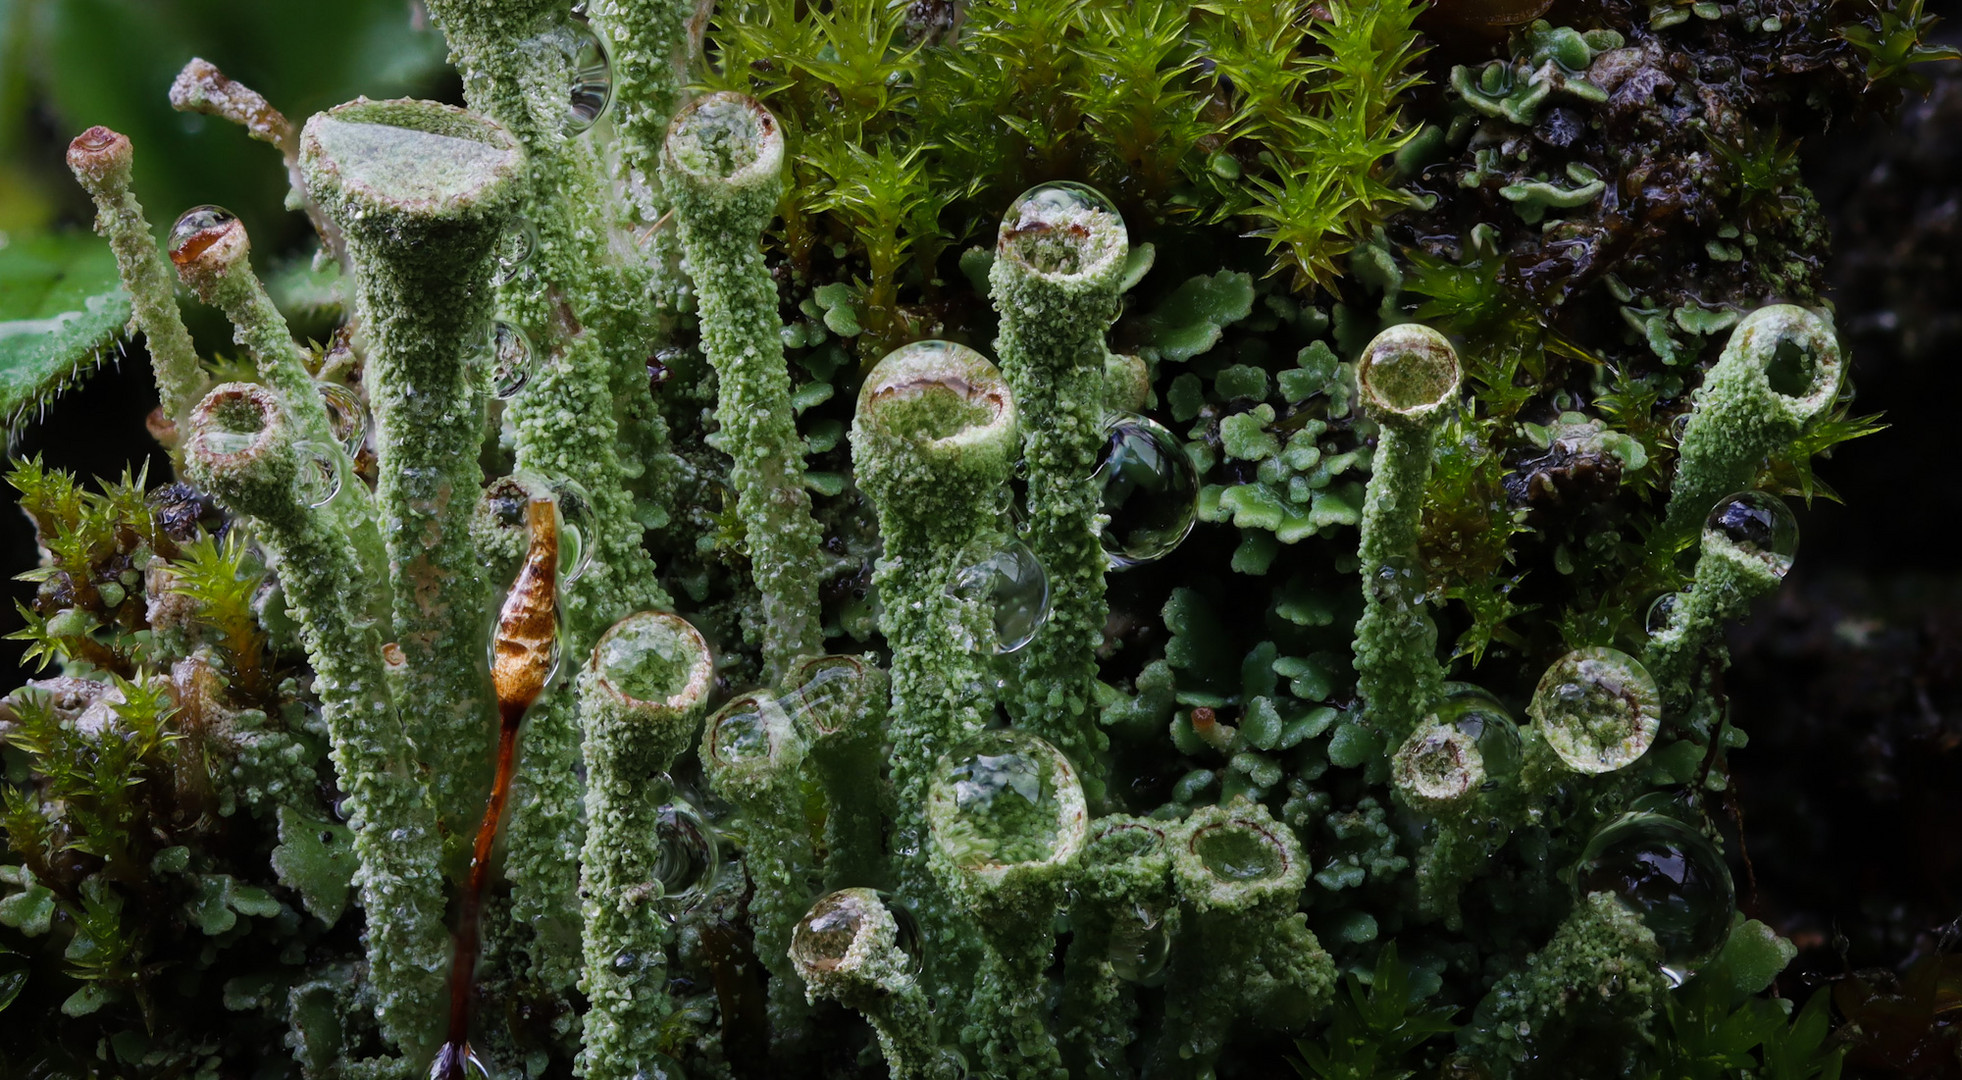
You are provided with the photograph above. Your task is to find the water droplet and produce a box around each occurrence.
[565,22,614,134]
[929,729,1083,871]
[1093,413,1198,568]
[72,127,119,153]
[510,472,596,583]
[1576,811,1734,984]
[783,655,874,737]
[1436,682,1522,782]
[1703,490,1797,575]
[428,1041,493,1080]
[790,887,923,976]
[999,182,1120,247]
[1645,592,1681,636]
[168,204,236,258]
[315,382,369,456]
[297,442,342,508]
[704,692,792,767]
[1527,647,1661,774]
[652,798,716,908]
[197,429,259,456]
[484,322,534,400]
[945,539,1050,653]
[1669,411,1692,444]
[495,218,538,285]
[1107,901,1171,985]
[1190,819,1288,882]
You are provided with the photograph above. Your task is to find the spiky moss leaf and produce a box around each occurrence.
[0,232,131,431]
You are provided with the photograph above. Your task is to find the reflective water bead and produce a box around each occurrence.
[297,442,342,509]
[1189,818,1288,882]
[945,539,1051,654]
[511,471,596,583]
[1527,647,1661,774]
[1645,592,1682,636]
[1576,811,1735,985]
[789,888,924,976]
[494,218,537,285]
[315,382,369,455]
[1703,490,1798,575]
[997,181,1126,275]
[929,729,1086,871]
[651,798,717,908]
[168,204,236,258]
[485,322,534,400]
[704,692,793,768]
[196,429,259,457]
[1093,412,1199,568]
[565,21,614,134]
[1000,181,1120,241]
[1436,683,1523,782]
[1107,902,1171,985]
[782,654,874,737]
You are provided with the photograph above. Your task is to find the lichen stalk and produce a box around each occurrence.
[664,92,825,678]
[1352,324,1463,753]
[989,191,1129,799]
[848,342,1020,858]
[1156,801,1336,1077]
[299,98,523,843]
[784,654,893,890]
[1643,522,1792,735]
[1656,305,1842,548]
[183,383,447,1057]
[585,0,701,219]
[1058,817,1175,1079]
[64,127,205,447]
[576,611,714,1080]
[790,890,957,1080]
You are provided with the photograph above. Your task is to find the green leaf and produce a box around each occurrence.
[0,966,27,1012]
[1131,271,1255,363]
[1713,918,1797,998]
[0,876,57,936]
[270,805,355,926]
[0,232,132,429]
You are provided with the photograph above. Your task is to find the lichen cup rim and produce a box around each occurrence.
[589,610,716,713]
[1357,322,1463,422]
[299,96,524,220]
[856,339,1019,457]
[663,90,784,190]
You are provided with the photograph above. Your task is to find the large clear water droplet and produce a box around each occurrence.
[999,181,1119,244]
[565,22,614,134]
[652,798,716,910]
[1190,819,1288,882]
[1703,490,1798,576]
[783,655,876,737]
[297,442,342,509]
[485,322,534,400]
[1107,901,1171,985]
[1576,811,1734,985]
[790,888,924,976]
[1436,682,1522,783]
[168,204,235,256]
[1093,413,1198,569]
[316,382,369,456]
[930,729,1082,871]
[495,218,537,286]
[704,692,791,767]
[197,429,258,457]
[946,539,1051,654]
[510,471,595,583]
[1645,592,1681,636]
[1527,647,1661,774]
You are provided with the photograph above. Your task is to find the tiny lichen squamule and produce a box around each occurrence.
[0,0,1919,1075]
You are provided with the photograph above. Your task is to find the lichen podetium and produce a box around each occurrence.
[3,0,1937,1075]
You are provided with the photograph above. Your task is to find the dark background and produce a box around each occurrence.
[2,0,1958,1006]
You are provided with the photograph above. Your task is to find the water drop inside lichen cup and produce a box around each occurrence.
[997,181,1126,277]
[704,691,794,768]
[1702,490,1798,576]
[945,538,1051,654]
[1527,646,1661,774]
[1093,412,1199,568]
[790,887,925,977]
[167,204,237,262]
[1436,682,1523,784]
[1576,811,1735,986]
[929,729,1086,871]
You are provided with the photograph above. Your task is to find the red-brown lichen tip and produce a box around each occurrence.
[66,127,132,185]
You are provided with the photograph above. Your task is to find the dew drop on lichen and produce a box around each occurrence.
[946,539,1050,653]
[1436,682,1523,783]
[790,888,924,976]
[1190,820,1287,882]
[495,218,537,285]
[1094,412,1198,569]
[1703,490,1797,575]
[1107,901,1171,984]
[705,692,787,767]
[651,799,716,909]
[297,442,341,508]
[168,204,235,257]
[1527,647,1661,774]
[1645,592,1681,636]
[484,322,534,400]
[511,471,596,582]
[999,181,1119,240]
[1576,811,1734,986]
[315,382,368,456]
[565,21,614,134]
[930,729,1081,870]
[783,655,872,736]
